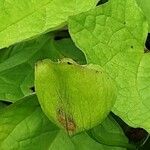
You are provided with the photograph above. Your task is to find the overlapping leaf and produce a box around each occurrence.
[136,0,150,31]
[0,0,98,49]
[53,38,86,64]
[0,34,54,101]
[68,0,150,132]
[35,59,116,134]
[0,94,127,150]
[88,116,130,148]
[0,33,85,102]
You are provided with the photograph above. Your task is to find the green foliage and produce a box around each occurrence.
[35,59,116,134]
[0,0,149,149]
[136,0,150,31]
[0,0,97,49]
[0,94,128,150]
[0,33,85,102]
[69,0,150,132]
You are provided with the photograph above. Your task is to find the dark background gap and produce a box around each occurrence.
[97,0,109,5]
[145,33,150,52]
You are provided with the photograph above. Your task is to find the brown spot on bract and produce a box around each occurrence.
[57,108,76,134]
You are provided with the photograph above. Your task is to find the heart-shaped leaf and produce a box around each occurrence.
[68,0,150,132]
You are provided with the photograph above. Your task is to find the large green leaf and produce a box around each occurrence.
[35,59,117,134]
[0,33,86,102]
[0,0,98,49]
[136,0,150,31]
[0,34,55,102]
[71,132,127,150]
[88,115,135,149]
[0,94,59,150]
[0,94,127,150]
[68,0,150,132]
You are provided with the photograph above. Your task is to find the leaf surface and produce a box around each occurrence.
[35,59,117,134]
[0,34,85,102]
[0,34,54,101]
[0,94,127,150]
[136,0,150,31]
[0,0,97,49]
[88,115,135,149]
[69,0,150,132]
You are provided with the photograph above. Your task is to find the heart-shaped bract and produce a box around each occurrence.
[35,59,116,135]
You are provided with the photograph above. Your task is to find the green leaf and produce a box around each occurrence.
[48,131,127,150]
[0,33,86,102]
[0,94,127,150]
[0,0,97,49]
[68,0,150,132]
[0,94,59,150]
[0,34,55,102]
[136,53,150,130]
[71,132,127,150]
[88,115,136,149]
[0,102,7,110]
[136,0,150,31]
[53,38,86,64]
[35,58,117,134]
